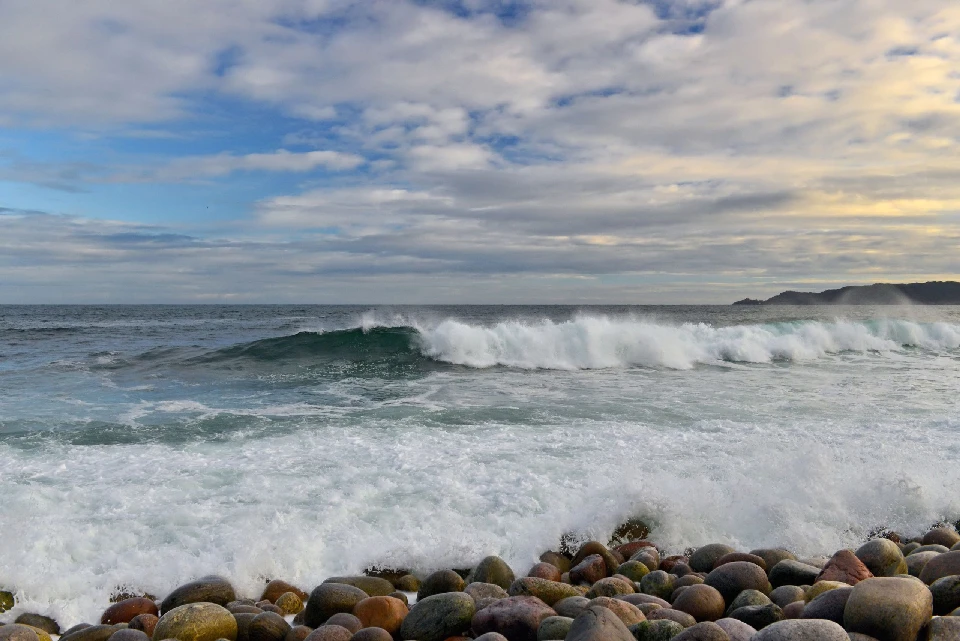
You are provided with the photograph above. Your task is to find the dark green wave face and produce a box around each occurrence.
[185,326,444,379]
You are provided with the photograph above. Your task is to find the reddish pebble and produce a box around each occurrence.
[527,563,562,582]
[101,598,159,625]
[127,614,159,638]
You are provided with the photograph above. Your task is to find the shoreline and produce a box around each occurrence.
[4,522,960,640]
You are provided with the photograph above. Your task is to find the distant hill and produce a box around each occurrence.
[733,281,960,305]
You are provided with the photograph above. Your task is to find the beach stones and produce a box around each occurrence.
[274,593,303,616]
[60,625,118,641]
[725,589,771,614]
[324,578,393,598]
[843,576,933,641]
[565,605,634,641]
[705,561,770,603]
[930,575,960,615]
[749,549,796,574]
[102,598,159,625]
[539,552,571,574]
[628,619,685,640]
[234,613,258,641]
[284,626,311,641]
[248,612,290,641]
[465,582,509,610]
[586,596,645,626]
[470,556,516,590]
[799,585,851,624]
[109,629,150,641]
[671,621,729,640]
[153,603,238,641]
[750,619,849,640]
[508,577,581,605]
[855,540,907,578]
[13,616,58,636]
[351,596,408,635]
[769,585,804,608]
[921,552,960,585]
[349,629,391,641]
[471,595,556,641]
[906,551,940,577]
[303,627,352,641]
[639,571,676,600]
[0,625,42,641]
[690,545,736,573]
[128,614,158,638]
[527,563,562,582]
[417,570,465,600]
[161,577,237,614]
[535,615,572,640]
[815,549,873,585]
[715,618,757,641]
[570,555,607,585]
[0,591,14,613]
[571,542,620,577]
[769,560,820,587]
[585,577,634,598]
[304,584,369,627]
[610,518,651,546]
[672,584,725,622]
[728,603,783,629]
[923,528,960,548]
[631,549,661,573]
[396,575,419,592]
[552,596,590,618]
[647,607,695,627]
[928,616,960,639]
[714,553,766,571]
[261,581,308,604]
[616,560,651,582]
[325,614,361,633]
[398,592,474,641]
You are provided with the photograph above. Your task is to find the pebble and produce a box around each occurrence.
[397,592,474,641]
[689,545,737,574]
[322,578,392,598]
[13,617,58,636]
[647,607,695,628]
[0,625,42,641]
[261,582,309,605]
[101,599,159,625]
[671,584,725,622]
[799,585,851,624]
[108,629,149,641]
[248,612,290,641]
[508,577,581,605]
[921,552,960,585]
[535,615,572,640]
[930,575,960,616]
[704,561,770,604]
[855,540,908,578]
[160,577,237,615]
[470,595,556,641]
[347,628,391,641]
[127,614,158,639]
[304,584,369,628]
[727,603,783,629]
[302,626,352,641]
[843,576,934,641]
[416,570,465,601]
[713,553,767,571]
[153,603,238,641]
[815,549,873,585]
[769,561,820,588]
[638,571,676,600]
[471,557,516,590]
[714,618,756,641]
[672,621,730,641]
[628,619,685,640]
[527,563,562,582]
[751,618,849,640]
[551,596,590,619]
[768,586,805,608]
[351,596,408,635]
[324,614,361,633]
[922,528,960,549]
[565,605,634,641]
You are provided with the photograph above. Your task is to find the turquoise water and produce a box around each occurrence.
[1,305,959,624]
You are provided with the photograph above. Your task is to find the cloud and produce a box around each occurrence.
[1,0,960,300]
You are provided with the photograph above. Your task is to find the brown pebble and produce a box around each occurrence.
[783,601,805,618]
[348,629,391,641]
[127,614,158,639]
[671,584,725,622]
[351,597,407,636]
[107,630,149,641]
[261,581,309,605]
[387,591,408,606]
[276,593,304,616]
[284,626,312,641]
[303,627,352,641]
[713,553,767,571]
[527,562,562,582]
[323,615,361,634]
[101,598,159,625]
[395,575,420,593]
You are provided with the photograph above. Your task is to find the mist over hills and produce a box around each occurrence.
[733,281,960,305]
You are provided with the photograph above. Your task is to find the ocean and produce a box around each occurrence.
[1,304,959,625]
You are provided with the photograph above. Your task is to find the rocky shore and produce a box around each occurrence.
[3,521,960,641]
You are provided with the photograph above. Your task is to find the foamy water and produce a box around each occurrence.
[1,305,958,625]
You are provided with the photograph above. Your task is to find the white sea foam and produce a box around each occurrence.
[413,316,960,369]
[2,311,959,626]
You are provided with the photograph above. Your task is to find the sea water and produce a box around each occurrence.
[1,305,958,625]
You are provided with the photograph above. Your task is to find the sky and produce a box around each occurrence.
[1,0,959,304]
